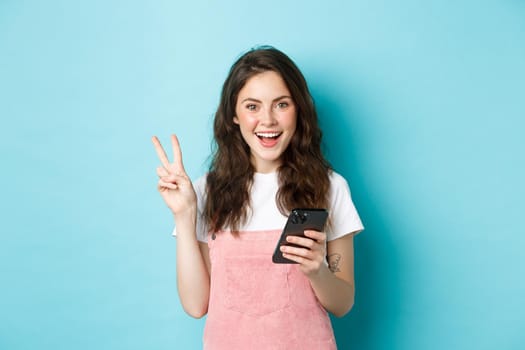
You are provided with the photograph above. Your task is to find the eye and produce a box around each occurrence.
[276,101,290,109]
[246,104,257,111]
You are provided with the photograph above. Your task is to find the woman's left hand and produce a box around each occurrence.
[280,230,328,277]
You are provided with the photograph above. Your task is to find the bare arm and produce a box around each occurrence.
[174,213,211,318]
[152,135,211,318]
[307,234,355,317]
[280,231,356,317]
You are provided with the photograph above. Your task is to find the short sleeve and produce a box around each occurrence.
[171,175,209,243]
[326,172,364,241]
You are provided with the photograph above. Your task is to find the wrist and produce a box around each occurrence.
[173,208,197,227]
[308,261,331,283]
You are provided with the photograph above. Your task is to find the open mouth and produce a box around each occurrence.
[255,132,282,140]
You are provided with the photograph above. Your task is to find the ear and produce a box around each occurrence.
[233,116,239,124]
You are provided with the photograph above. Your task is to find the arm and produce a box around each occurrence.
[152,135,211,318]
[174,212,211,318]
[280,231,356,317]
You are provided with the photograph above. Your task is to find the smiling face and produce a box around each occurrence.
[234,71,297,173]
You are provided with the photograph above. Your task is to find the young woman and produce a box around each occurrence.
[152,46,363,349]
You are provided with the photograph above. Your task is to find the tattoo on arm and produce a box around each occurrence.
[327,254,342,273]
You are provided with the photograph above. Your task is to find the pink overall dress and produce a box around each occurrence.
[204,229,337,350]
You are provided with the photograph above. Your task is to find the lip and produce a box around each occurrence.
[255,131,282,137]
[255,131,282,148]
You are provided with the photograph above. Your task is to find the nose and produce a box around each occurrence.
[259,107,277,126]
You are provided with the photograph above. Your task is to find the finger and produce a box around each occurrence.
[160,174,184,184]
[280,248,314,266]
[157,175,191,193]
[280,245,314,259]
[160,173,190,185]
[158,179,178,190]
[156,166,169,177]
[304,230,326,242]
[170,134,186,173]
[152,136,171,169]
[281,252,303,264]
[287,235,316,249]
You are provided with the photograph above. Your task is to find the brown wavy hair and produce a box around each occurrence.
[205,46,331,233]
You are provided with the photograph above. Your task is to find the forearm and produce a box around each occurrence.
[308,264,355,317]
[174,212,210,318]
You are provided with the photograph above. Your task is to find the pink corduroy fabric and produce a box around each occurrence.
[203,229,337,350]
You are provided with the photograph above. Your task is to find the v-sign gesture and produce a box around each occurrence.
[153,135,209,318]
[152,134,197,219]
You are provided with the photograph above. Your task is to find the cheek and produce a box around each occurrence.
[283,109,298,130]
[237,114,259,130]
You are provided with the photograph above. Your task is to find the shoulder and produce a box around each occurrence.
[327,170,352,207]
[193,173,207,187]
[193,174,209,242]
[326,170,364,240]
[328,170,352,194]
[329,170,346,184]
[192,174,208,214]
[193,174,208,195]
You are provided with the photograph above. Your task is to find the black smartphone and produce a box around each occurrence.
[272,208,329,264]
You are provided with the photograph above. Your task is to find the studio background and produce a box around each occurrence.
[1,1,524,349]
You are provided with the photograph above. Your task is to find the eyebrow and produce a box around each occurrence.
[240,95,292,104]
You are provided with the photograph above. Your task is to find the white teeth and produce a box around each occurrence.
[255,132,281,138]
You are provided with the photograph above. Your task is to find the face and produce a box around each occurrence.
[234,71,297,173]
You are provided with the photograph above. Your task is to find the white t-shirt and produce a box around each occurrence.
[173,171,364,242]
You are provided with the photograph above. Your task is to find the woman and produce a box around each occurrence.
[152,46,363,349]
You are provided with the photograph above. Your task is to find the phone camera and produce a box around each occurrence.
[291,210,308,224]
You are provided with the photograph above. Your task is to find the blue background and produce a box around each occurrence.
[1,0,524,349]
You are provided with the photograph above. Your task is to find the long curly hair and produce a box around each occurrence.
[205,46,331,233]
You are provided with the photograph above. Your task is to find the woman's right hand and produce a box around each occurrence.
[151,134,197,218]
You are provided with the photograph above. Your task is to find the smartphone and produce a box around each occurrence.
[272,208,329,264]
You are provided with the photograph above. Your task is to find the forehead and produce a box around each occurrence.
[237,71,291,101]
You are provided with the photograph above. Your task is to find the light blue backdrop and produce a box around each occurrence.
[1,0,523,349]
